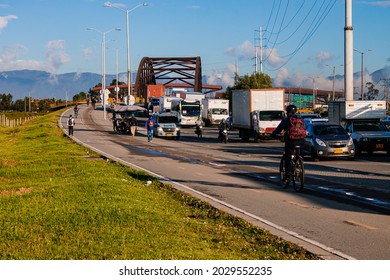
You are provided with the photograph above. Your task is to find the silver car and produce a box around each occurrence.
[303,122,355,161]
[152,112,181,140]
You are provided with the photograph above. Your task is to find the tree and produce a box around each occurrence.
[0,93,13,111]
[73,91,87,101]
[223,72,273,100]
[365,82,379,100]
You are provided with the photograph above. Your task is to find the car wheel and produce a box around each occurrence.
[354,141,361,155]
[254,133,260,143]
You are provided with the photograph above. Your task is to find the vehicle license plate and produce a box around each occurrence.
[376,143,384,149]
[166,133,173,137]
[334,148,343,154]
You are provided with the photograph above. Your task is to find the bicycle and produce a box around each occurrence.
[279,145,305,192]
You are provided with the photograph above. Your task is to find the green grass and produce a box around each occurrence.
[0,110,319,260]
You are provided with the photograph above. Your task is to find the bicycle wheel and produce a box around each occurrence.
[292,157,305,192]
[279,155,289,189]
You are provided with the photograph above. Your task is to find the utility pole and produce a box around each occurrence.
[254,26,264,74]
[380,78,390,102]
[259,26,263,74]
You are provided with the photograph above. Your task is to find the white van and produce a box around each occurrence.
[152,112,181,140]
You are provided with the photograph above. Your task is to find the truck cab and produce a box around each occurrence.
[252,110,285,142]
[345,119,390,155]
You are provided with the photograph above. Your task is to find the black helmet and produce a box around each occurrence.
[286,104,297,115]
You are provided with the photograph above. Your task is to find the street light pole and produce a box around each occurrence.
[87,27,120,119]
[354,48,372,100]
[104,2,150,105]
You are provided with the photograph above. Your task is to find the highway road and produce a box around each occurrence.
[60,105,390,260]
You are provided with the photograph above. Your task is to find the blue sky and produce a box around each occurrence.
[1,0,390,96]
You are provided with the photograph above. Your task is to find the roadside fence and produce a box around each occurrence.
[0,114,39,128]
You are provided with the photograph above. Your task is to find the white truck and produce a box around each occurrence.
[201,98,230,126]
[232,88,285,142]
[328,100,390,155]
[159,96,176,113]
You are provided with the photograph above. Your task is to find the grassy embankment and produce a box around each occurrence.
[0,110,319,260]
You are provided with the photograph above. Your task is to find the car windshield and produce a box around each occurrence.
[211,108,228,115]
[313,125,346,136]
[354,121,386,132]
[259,111,284,121]
[158,116,179,123]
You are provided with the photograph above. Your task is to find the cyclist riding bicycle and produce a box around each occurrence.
[271,104,307,182]
[74,104,79,118]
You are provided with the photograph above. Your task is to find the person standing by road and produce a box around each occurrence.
[146,116,154,142]
[129,114,138,138]
[67,115,75,136]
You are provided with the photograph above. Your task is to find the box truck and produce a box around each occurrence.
[201,99,230,126]
[232,88,285,142]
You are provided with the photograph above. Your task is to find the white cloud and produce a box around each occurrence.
[263,48,286,68]
[367,1,390,7]
[273,67,343,93]
[226,40,254,61]
[0,44,41,71]
[0,40,70,74]
[315,51,334,68]
[206,64,235,89]
[83,47,93,60]
[0,15,17,30]
[45,40,71,75]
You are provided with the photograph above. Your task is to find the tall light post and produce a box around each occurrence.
[104,2,150,105]
[354,48,372,100]
[309,76,319,109]
[87,27,120,119]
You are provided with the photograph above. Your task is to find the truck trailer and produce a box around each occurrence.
[232,88,285,142]
[328,100,390,155]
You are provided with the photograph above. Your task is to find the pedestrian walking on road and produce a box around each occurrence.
[146,116,154,142]
[129,114,138,138]
[67,115,75,136]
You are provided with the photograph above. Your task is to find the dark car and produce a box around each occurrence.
[381,120,390,131]
[302,122,355,161]
[345,119,390,155]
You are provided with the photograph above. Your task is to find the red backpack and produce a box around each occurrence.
[288,115,306,140]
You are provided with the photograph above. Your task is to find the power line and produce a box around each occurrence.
[262,0,337,71]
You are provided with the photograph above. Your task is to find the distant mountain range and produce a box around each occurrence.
[1,67,389,101]
[0,69,211,101]
[0,70,108,100]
